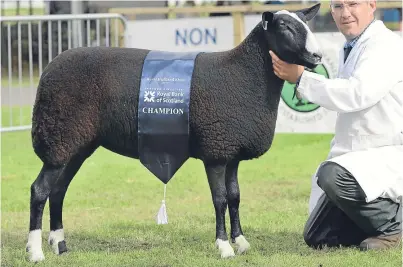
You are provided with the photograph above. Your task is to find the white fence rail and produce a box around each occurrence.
[0,13,128,132]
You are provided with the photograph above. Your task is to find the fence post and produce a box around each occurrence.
[232,12,245,47]
[71,1,84,47]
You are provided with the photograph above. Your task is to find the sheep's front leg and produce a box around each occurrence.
[204,162,235,258]
[226,161,250,254]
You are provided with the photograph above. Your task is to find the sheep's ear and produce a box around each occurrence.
[262,11,274,30]
[298,3,321,21]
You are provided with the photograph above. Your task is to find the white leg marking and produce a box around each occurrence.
[215,239,235,258]
[234,235,250,254]
[26,230,45,262]
[48,229,65,254]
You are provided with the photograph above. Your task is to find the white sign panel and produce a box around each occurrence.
[126,16,234,52]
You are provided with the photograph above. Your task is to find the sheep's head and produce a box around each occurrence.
[262,3,322,69]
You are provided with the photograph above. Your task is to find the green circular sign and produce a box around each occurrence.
[281,64,330,113]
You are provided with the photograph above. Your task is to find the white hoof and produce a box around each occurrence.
[26,230,45,262]
[27,248,45,262]
[48,229,67,255]
[215,239,235,258]
[234,235,250,254]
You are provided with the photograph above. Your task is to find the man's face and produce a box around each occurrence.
[330,0,376,40]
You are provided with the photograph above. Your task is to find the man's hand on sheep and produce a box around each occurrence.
[269,51,304,84]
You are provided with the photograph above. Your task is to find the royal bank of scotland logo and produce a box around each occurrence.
[144,91,155,102]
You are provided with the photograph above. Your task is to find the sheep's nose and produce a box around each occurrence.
[278,20,285,26]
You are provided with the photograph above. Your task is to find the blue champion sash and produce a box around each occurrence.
[138,50,200,184]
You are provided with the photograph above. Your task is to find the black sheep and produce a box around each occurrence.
[26,4,322,262]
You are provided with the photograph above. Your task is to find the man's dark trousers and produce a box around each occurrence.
[303,161,402,248]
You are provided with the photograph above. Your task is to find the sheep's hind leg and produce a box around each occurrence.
[226,161,250,254]
[48,149,94,255]
[26,164,66,262]
[204,162,235,258]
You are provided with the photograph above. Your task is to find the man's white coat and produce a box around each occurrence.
[296,20,403,213]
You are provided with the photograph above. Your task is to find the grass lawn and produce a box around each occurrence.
[2,130,401,266]
[1,106,33,128]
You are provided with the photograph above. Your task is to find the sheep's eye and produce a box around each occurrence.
[279,21,286,27]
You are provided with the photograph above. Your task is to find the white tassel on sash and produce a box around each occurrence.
[156,184,168,224]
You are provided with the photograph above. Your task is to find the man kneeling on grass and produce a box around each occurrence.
[270,0,402,250]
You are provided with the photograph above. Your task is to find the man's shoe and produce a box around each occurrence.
[359,232,402,251]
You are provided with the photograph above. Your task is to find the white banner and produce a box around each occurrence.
[125,16,401,133]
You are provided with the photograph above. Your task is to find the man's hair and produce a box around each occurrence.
[330,0,375,4]
[330,0,376,11]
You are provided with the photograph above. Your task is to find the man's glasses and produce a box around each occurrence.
[330,1,362,13]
